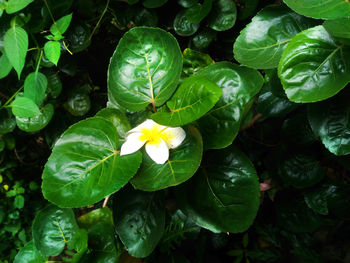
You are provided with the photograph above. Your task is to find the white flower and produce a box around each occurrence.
[120,119,186,164]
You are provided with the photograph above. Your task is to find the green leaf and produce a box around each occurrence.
[196,62,263,149]
[78,207,113,228]
[50,13,73,36]
[11,97,41,118]
[131,125,203,191]
[14,195,25,209]
[16,103,54,132]
[174,10,199,37]
[0,109,16,134]
[65,22,91,53]
[0,53,12,79]
[64,93,91,117]
[323,18,350,41]
[191,27,217,50]
[14,241,47,263]
[67,229,88,263]
[143,0,167,8]
[208,0,237,31]
[44,41,61,65]
[151,75,222,126]
[176,146,260,233]
[283,0,350,19]
[32,205,79,257]
[24,72,48,105]
[233,5,318,69]
[278,154,324,189]
[4,25,28,78]
[186,0,213,24]
[42,117,142,208]
[182,48,213,77]
[5,0,33,14]
[278,26,350,103]
[44,69,62,98]
[237,0,258,20]
[308,91,350,156]
[113,186,165,258]
[304,188,329,215]
[108,27,182,112]
[178,0,197,8]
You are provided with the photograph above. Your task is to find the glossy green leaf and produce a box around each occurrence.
[208,0,237,31]
[176,147,260,233]
[174,10,199,37]
[24,72,48,105]
[278,154,324,188]
[14,241,47,263]
[44,69,62,98]
[196,62,263,149]
[0,109,16,134]
[283,0,350,19]
[178,0,197,8]
[278,26,350,103]
[114,186,165,258]
[4,25,28,78]
[134,8,158,27]
[64,93,91,116]
[11,97,41,118]
[108,27,182,111]
[16,103,54,132]
[50,13,73,36]
[151,75,222,126]
[32,205,79,257]
[323,18,350,40]
[5,0,33,14]
[182,48,213,77]
[308,92,350,156]
[67,229,88,263]
[131,125,203,191]
[191,27,217,50]
[65,21,91,53]
[186,0,212,24]
[233,5,318,69]
[0,53,12,79]
[96,108,131,140]
[42,117,142,208]
[304,188,329,215]
[78,207,113,228]
[44,41,60,66]
[143,0,167,8]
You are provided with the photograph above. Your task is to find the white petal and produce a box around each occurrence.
[120,132,146,156]
[127,119,166,135]
[145,139,169,164]
[162,127,186,149]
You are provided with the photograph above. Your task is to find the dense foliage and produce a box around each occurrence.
[1,0,350,262]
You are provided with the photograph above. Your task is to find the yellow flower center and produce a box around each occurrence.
[139,126,172,146]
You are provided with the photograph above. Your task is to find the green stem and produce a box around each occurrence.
[88,0,111,41]
[1,86,24,108]
[35,50,43,74]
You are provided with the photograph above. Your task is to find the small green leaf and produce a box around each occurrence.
[11,97,41,118]
[191,27,217,50]
[178,0,197,8]
[208,0,237,31]
[14,241,47,263]
[64,93,91,116]
[174,10,199,37]
[0,53,12,79]
[0,109,16,134]
[186,0,213,24]
[5,0,33,14]
[113,186,165,258]
[44,69,62,98]
[151,75,222,126]
[283,0,350,19]
[50,13,73,36]
[44,41,61,65]
[182,48,213,77]
[131,125,203,191]
[24,72,48,105]
[42,117,142,208]
[108,27,182,111]
[14,195,25,209]
[278,25,350,103]
[4,25,28,78]
[143,0,167,8]
[233,5,318,69]
[32,205,79,257]
[16,103,54,132]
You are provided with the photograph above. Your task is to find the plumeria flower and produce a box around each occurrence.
[120,119,186,164]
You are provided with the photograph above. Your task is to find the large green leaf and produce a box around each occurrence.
[323,18,350,40]
[0,53,12,79]
[5,0,33,14]
[42,116,142,208]
[14,241,47,263]
[283,0,350,19]
[176,146,260,233]
[233,5,318,69]
[151,75,222,126]
[186,0,212,24]
[278,26,350,103]
[32,205,79,257]
[113,186,165,258]
[196,62,263,149]
[4,25,28,78]
[10,97,41,118]
[173,10,199,37]
[23,72,48,105]
[108,27,182,111]
[16,103,54,132]
[308,91,350,156]
[208,0,237,31]
[131,125,203,191]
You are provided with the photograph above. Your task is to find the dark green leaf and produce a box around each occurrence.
[208,0,237,31]
[278,25,350,102]
[32,205,79,257]
[0,109,16,134]
[14,240,47,263]
[50,13,73,36]
[96,108,131,140]
[304,188,329,215]
[143,0,167,8]
[0,53,12,79]
[44,41,61,65]
[174,10,199,37]
[234,5,318,69]
[114,187,165,258]
[44,69,62,98]
[11,97,41,118]
[176,147,260,233]
[178,0,197,8]
[131,125,203,191]
[23,72,48,105]
[65,21,91,53]
[16,103,54,132]
[108,27,182,111]
[5,0,33,14]
[191,27,217,50]
[151,75,222,126]
[237,0,258,20]
[64,93,91,116]
[186,0,212,24]
[42,117,142,208]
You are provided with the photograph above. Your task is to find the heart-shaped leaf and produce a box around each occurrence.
[208,0,237,31]
[11,97,40,118]
[174,10,199,37]
[24,72,48,105]
[16,103,54,132]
